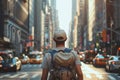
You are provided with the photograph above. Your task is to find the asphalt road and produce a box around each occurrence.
[0,62,120,80]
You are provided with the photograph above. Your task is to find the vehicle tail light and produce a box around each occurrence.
[111,61,116,64]
[96,58,99,61]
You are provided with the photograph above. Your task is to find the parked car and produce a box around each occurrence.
[0,52,22,72]
[28,54,43,64]
[84,50,97,63]
[92,54,108,67]
[19,54,29,64]
[78,51,85,61]
[105,56,120,72]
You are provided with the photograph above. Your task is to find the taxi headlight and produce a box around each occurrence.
[80,55,82,58]
[10,64,14,67]
[0,65,2,67]
[36,58,40,60]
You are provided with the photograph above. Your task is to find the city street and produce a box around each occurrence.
[0,62,120,80]
[0,0,120,80]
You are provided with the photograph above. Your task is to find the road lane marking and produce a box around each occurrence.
[108,75,116,80]
[85,74,92,79]
[96,74,104,79]
[81,62,99,74]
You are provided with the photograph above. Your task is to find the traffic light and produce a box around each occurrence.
[118,47,120,51]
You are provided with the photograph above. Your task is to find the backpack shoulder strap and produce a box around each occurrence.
[64,48,72,53]
[48,50,57,68]
[49,49,57,62]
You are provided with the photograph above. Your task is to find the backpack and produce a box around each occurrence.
[49,48,78,80]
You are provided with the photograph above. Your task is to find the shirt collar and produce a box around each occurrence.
[53,47,66,51]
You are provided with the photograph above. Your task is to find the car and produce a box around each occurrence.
[28,54,43,64]
[84,50,97,63]
[0,56,3,71]
[105,56,120,72]
[92,54,108,67]
[29,51,43,55]
[19,54,30,64]
[2,49,16,57]
[0,52,22,72]
[78,51,85,61]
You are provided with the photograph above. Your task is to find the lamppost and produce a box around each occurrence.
[110,20,113,55]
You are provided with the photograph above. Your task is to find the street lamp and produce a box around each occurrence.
[110,20,113,55]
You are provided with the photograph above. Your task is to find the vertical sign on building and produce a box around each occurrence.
[102,29,107,42]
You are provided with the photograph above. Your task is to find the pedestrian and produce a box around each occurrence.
[41,29,83,80]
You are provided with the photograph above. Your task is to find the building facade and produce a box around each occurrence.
[0,0,29,55]
[106,0,120,55]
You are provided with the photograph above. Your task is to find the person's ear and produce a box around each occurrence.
[65,38,67,41]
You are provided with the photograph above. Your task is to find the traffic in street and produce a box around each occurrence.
[0,0,120,80]
[0,62,120,80]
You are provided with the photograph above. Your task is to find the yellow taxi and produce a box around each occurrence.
[92,54,108,67]
[19,54,30,64]
[28,51,43,64]
[78,51,85,61]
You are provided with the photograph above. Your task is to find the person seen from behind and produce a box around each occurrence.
[41,29,83,80]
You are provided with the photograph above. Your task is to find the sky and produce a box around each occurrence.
[56,0,72,35]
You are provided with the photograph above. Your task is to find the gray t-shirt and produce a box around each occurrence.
[41,47,81,71]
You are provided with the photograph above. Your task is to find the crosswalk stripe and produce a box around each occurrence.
[9,74,20,78]
[28,65,32,67]
[33,65,37,67]
[39,65,42,67]
[85,74,92,79]
[31,74,40,78]
[0,74,10,78]
[108,75,116,80]
[96,74,103,79]
[22,64,42,68]
[1,72,120,79]
[19,73,28,78]
[117,76,120,79]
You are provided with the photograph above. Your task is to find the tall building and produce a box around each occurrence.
[28,0,35,51]
[92,0,107,53]
[83,0,88,50]
[77,0,88,50]
[113,0,120,41]
[0,0,29,55]
[69,0,77,48]
[106,0,120,55]
[34,0,44,51]
[113,0,120,50]
[49,0,59,48]
[88,0,96,42]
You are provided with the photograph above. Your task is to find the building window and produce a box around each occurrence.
[12,27,16,43]
[17,30,21,43]
[8,24,12,39]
